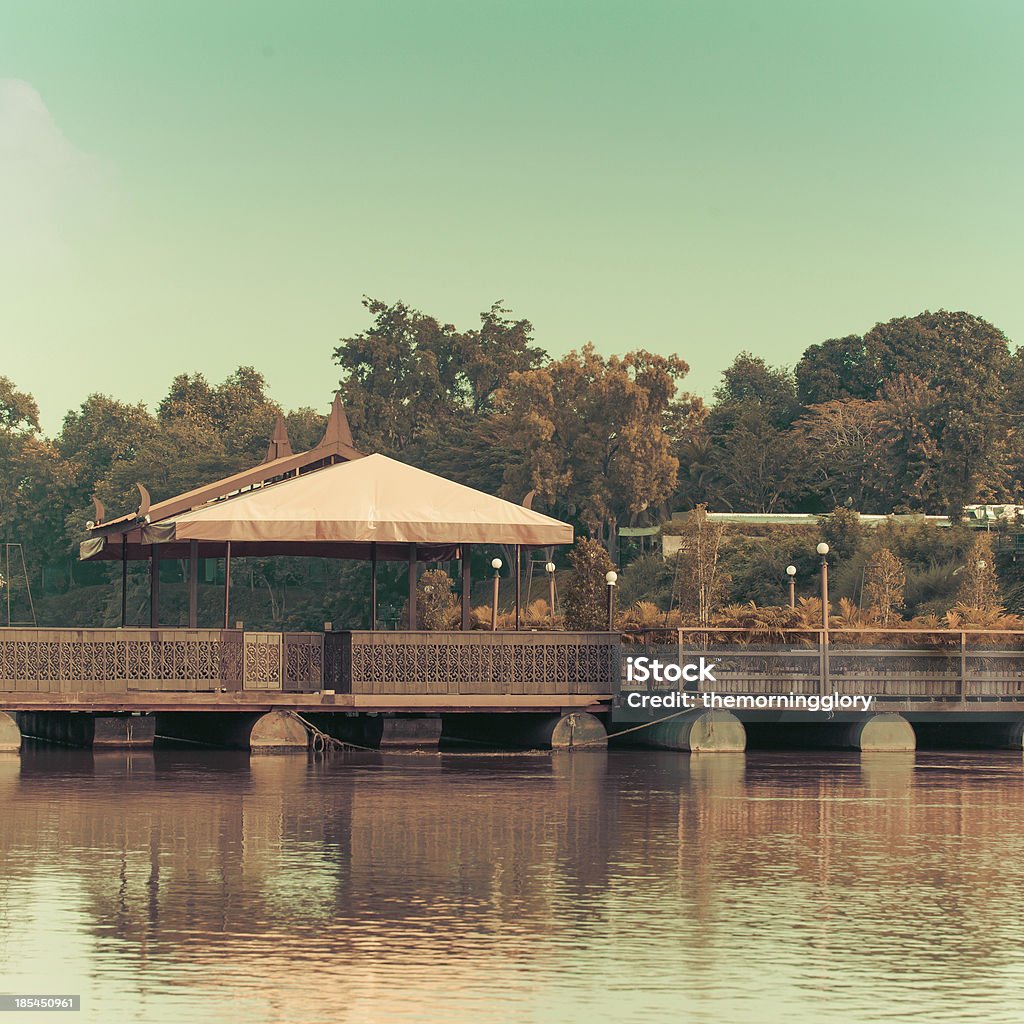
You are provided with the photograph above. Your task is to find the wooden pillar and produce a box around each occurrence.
[149,545,160,628]
[223,541,232,629]
[370,542,378,630]
[120,536,128,627]
[188,539,199,628]
[515,545,522,631]
[407,544,417,630]
[461,544,472,631]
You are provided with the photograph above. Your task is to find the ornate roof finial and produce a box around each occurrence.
[318,391,355,450]
[265,413,294,462]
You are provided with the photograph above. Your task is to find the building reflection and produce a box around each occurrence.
[1,749,1024,1021]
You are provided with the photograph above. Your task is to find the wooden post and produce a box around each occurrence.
[407,544,417,629]
[223,541,232,629]
[461,544,472,631]
[515,545,521,631]
[188,539,199,628]
[960,630,968,702]
[370,542,378,630]
[121,536,128,627]
[149,545,160,628]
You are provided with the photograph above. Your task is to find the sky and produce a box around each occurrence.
[1,0,1022,435]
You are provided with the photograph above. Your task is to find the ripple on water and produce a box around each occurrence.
[0,750,1023,1023]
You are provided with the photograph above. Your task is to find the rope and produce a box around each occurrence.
[287,708,702,752]
[284,710,376,753]
[562,706,702,748]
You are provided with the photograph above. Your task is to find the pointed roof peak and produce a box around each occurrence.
[318,391,355,450]
[264,412,294,462]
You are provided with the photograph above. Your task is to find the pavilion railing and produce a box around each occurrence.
[7,625,1024,702]
[0,628,324,694]
[324,631,619,696]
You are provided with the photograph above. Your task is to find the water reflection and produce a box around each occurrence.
[1,748,1024,1023]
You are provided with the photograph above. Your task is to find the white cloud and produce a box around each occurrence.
[0,79,110,268]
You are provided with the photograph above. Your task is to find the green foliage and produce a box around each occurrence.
[955,534,1002,612]
[493,344,691,544]
[563,538,616,631]
[5,300,1024,631]
[671,505,730,625]
[416,568,458,630]
[618,554,674,610]
[819,506,863,561]
[863,548,906,624]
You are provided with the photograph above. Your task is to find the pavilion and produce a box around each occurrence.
[80,395,573,630]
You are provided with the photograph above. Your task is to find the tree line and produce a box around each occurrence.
[1,299,1021,626]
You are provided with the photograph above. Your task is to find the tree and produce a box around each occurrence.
[495,345,689,551]
[416,568,457,630]
[872,375,943,511]
[710,352,802,431]
[819,506,863,561]
[705,354,803,512]
[795,335,880,405]
[864,548,905,624]
[563,538,616,630]
[334,298,544,459]
[670,505,730,626]
[0,378,63,579]
[955,534,1002,612]
[793,399,885,510]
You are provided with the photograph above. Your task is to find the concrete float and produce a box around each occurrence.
[17,711,154,748]
[0,711,21,752]
[157,711,308,752]
[911,717,1024,750]
[308,713,444,750]
[624,709,747,753]
[844,713,916,752]
[442,711,607,750]
[744,713,916,752]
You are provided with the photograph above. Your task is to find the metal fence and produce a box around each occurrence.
[619,627,1024,702]
[0,629,323,693]
[323,630,619,695]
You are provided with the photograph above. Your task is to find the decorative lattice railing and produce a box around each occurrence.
[0,629,323,693]
[323,631,619,695]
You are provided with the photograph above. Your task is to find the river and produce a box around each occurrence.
[0,746,1021,1023]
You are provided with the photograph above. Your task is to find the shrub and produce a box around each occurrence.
[563,538,616,630]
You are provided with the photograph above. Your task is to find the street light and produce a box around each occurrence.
[816,542,830,632]
[545,561,557,620]
[785,564,797,609]
[605,570,618,631]
[491,558,503,631]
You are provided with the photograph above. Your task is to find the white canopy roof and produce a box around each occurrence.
[160,453,572,547]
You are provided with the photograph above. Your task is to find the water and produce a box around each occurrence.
[1,746,1022,1024]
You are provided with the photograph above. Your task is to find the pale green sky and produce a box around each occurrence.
[2,1,1022,433]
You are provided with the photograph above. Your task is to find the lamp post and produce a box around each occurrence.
[491,557,502,630]
[786,564,797,609]
[817,542,830,632]
[545,561,557,620]
[605,570,618,631]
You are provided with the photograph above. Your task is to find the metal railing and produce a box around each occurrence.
[619,627,1024,703]
[324,630,619,695]
[0,628,323,694]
